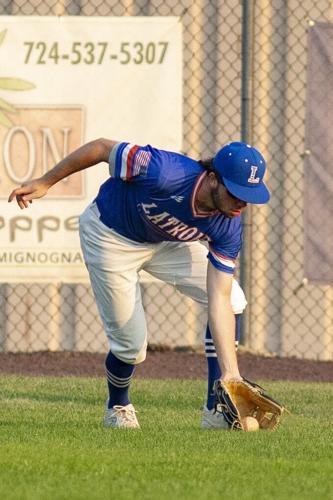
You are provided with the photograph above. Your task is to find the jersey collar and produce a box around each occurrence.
[191,171,218,218]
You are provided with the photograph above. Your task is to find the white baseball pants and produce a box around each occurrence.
[79,202,247,364]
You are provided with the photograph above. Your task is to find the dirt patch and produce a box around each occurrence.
[0,350,332,382]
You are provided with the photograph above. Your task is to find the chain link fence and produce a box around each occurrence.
[0,0,333,360]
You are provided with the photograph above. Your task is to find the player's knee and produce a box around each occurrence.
[108,344,146,365]
[134,347,147,364]
[108,332,147,365]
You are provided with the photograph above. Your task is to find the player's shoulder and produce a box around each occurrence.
[154,147,202,180]
[149,145,199,168]
[110,141,202,189]
[131,144,199,183]
[157,149,202,192]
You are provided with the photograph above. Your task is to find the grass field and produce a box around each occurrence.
[0,376,332,500]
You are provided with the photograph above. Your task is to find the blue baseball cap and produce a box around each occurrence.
[212,142,270,204]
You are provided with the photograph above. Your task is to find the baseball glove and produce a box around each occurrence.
[213,378,286,431]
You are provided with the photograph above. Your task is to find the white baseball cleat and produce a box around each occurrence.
[201,405,229,429]
[104,403,140,429]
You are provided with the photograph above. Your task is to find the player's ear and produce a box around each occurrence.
[208,171,219,188]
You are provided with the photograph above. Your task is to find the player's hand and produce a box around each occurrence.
[8,178,50,209]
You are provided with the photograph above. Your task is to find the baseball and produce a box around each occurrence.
[241,416,259,432]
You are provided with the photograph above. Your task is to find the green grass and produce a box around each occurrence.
[0,377,332,500]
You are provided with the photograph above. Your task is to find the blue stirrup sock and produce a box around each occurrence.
[235,313,241,350]
[105,350,135,409]
[205,314,242,410]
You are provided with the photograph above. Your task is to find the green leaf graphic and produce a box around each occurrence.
[0,77,35,91]
[0,96,16,113]
[0,110,12,127]
[0,30,6,47]
[0,33,36,128]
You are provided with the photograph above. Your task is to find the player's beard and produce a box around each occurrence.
[211,185,242,218]
[211,185,229,217]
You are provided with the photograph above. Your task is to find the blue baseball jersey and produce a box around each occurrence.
[94,142,243,274]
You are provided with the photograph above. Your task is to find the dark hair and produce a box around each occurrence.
[198,158,214,171]
[198,158,222,182]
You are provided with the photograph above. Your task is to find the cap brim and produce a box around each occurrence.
[223,178,270,204]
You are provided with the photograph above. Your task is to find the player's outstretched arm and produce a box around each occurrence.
[207,262,242,381]
[8,138,116,209]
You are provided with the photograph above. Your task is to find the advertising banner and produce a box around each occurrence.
[0,16,182,282]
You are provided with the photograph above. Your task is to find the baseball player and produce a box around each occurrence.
[8,139,270,429]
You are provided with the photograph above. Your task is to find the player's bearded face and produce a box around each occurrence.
[212,183,247,218]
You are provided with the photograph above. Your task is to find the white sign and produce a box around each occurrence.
[0,16,182,282]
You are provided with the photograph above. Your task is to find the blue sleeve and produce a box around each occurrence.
[108,142,168,190]
[108,142,150,180]
[108,142,186,195]
[207,218,243,274]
